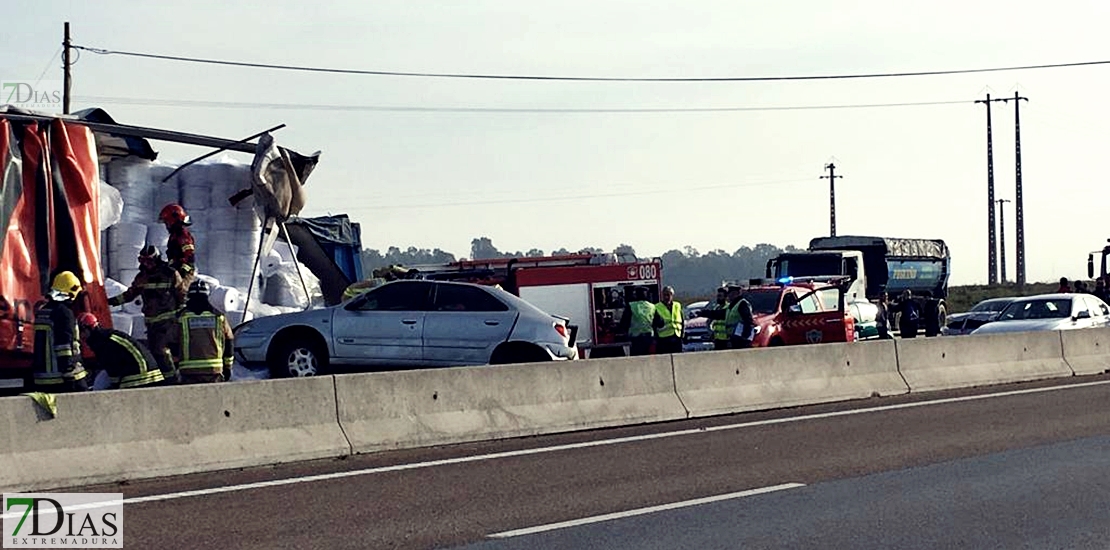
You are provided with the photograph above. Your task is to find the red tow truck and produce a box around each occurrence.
[405,253,664,358]
[728,277,855,347]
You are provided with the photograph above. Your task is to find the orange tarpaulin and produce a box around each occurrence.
[0,117,109,365]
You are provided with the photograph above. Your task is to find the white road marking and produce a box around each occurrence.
[487,483,806,538]
[13,377,1106,515]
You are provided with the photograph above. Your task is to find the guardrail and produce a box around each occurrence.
[3,327,1107,492]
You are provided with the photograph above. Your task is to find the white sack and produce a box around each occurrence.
[99,181,123,229]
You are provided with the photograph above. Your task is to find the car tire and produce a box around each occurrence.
[268,339,327,378]
[490,344,552,365]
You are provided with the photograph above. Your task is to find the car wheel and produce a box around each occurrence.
[490,344,552,365]
[269,339,327,378]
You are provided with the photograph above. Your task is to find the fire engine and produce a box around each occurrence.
[404,253,663,358]
[722,277,855,347]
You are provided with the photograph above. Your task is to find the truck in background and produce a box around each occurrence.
[404,253,663,359]
[766,236,951,330]
[1087,239,1110,281]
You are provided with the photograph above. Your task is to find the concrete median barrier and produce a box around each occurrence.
[1061,328,1110,375]
[0,377,351,492]
[335,355,688,453]
[672,340,907,418]
[896,331,1072,392]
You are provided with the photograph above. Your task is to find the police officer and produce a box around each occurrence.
[77,313,165,390]
[654,286,684,354]
[168,280,235,384]
[32,271,89,392]
[108,245,183,380]
[619,287,662,356]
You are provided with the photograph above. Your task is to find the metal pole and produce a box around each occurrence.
[239,217,271,327]
[997,199,1011,284]
[62,22,71,114]
[975,94,998,285]
[279,221,312,311]
[820,163,842,237]
[1011,92,1029,287]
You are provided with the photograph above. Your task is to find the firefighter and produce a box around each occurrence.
[76,313,165,390]
[32,271,89,392]
[618,286,662,356]
[160,203,197,292]
[654,286,684,354]
[167,280,234,384]
[109,245,183,380]
[705,286,731,351]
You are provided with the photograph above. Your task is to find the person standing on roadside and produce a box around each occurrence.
[705,287,731,350]
[654,286,684,354]
[876,291,894,340]
[618,287,662,356]
[895,290,920,339]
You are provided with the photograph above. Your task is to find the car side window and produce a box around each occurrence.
[817,289,839,311]
[355,282,431,311]
[433,284,509,312]
[1084,296,1107,317]
[797,292,820,314]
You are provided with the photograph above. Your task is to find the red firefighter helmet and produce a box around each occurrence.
[77,312,99,329]
[159,203,192,227]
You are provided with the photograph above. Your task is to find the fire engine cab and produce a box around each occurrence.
[736,277,855,347]
[405,253,663,358]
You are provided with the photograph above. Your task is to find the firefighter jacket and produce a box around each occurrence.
[167,225,197,278]
[168,308,234,377]
[32,300,87,386]
[725,298,755,339]
[655,301,684,339]
[110,262,184,325]
[85,327,165,389]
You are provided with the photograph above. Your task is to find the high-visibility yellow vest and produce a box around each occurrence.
[628,301,656,337]
[178,311,228,375]
[708,302,729,341]
[655,301,683,338]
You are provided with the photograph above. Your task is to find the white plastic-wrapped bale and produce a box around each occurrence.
[145,223,169,250]
[110,312,133,336]
[131,315,147,341]
[107,222,147,277]
[117,269,140,289]
[99,180,123,229]
[104,278,128,299]
[179,165,212,211]
[208,285,241,313]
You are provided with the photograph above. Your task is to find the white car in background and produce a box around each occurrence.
[970,293,1110,335]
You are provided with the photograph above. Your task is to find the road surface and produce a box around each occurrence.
[68,374,1110,549]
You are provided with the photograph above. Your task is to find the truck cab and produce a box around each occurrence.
[1087,239,1110,280]
[739,278,855,347]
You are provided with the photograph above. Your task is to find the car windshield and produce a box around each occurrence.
[972,299,1012,313]
[997,298,1072,321]
[743,290,782,314]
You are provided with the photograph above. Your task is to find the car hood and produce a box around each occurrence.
[238,307,334,334]
[685,317,708,329]
[947,311,1000,323]
[971,318,1074,334]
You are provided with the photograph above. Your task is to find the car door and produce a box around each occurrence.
[423,283,518,366]
[330,281,432,366]
[1081,296,1109,328]
[782,287,850,345]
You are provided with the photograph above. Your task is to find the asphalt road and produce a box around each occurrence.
[69,374,1110,550]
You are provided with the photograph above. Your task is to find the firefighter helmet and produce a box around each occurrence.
[77,312,99,329]
[159,203,192,227]
[50,271,83,300]
[138,244,161,261]
[187,279,210,298]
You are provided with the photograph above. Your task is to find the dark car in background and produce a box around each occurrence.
[942,297,1017,336]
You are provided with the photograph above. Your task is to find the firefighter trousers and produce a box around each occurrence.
[146,320,178,380]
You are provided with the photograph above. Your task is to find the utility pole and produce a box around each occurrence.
[1002,91,1029,287]
[62,22,71,114]
[997,198,1011,284]
[975,94,1006,285]
[820,163,842,237]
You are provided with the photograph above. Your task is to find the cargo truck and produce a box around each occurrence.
[766,236,951,330]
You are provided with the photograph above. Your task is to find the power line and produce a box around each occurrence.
[75,95,969,114]
[74,44,1110,82]
[339,177,815,211]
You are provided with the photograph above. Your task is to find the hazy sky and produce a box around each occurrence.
[4,1,1108,285]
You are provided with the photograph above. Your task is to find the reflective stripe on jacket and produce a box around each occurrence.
[177,311,233,375]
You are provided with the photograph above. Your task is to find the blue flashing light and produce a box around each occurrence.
[777,277,794,284]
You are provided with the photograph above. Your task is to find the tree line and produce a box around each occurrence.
[360,237,801,299]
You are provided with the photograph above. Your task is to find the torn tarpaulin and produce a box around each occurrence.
[229,133,320,222]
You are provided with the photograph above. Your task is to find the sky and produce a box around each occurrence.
[3,1,1109,285]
